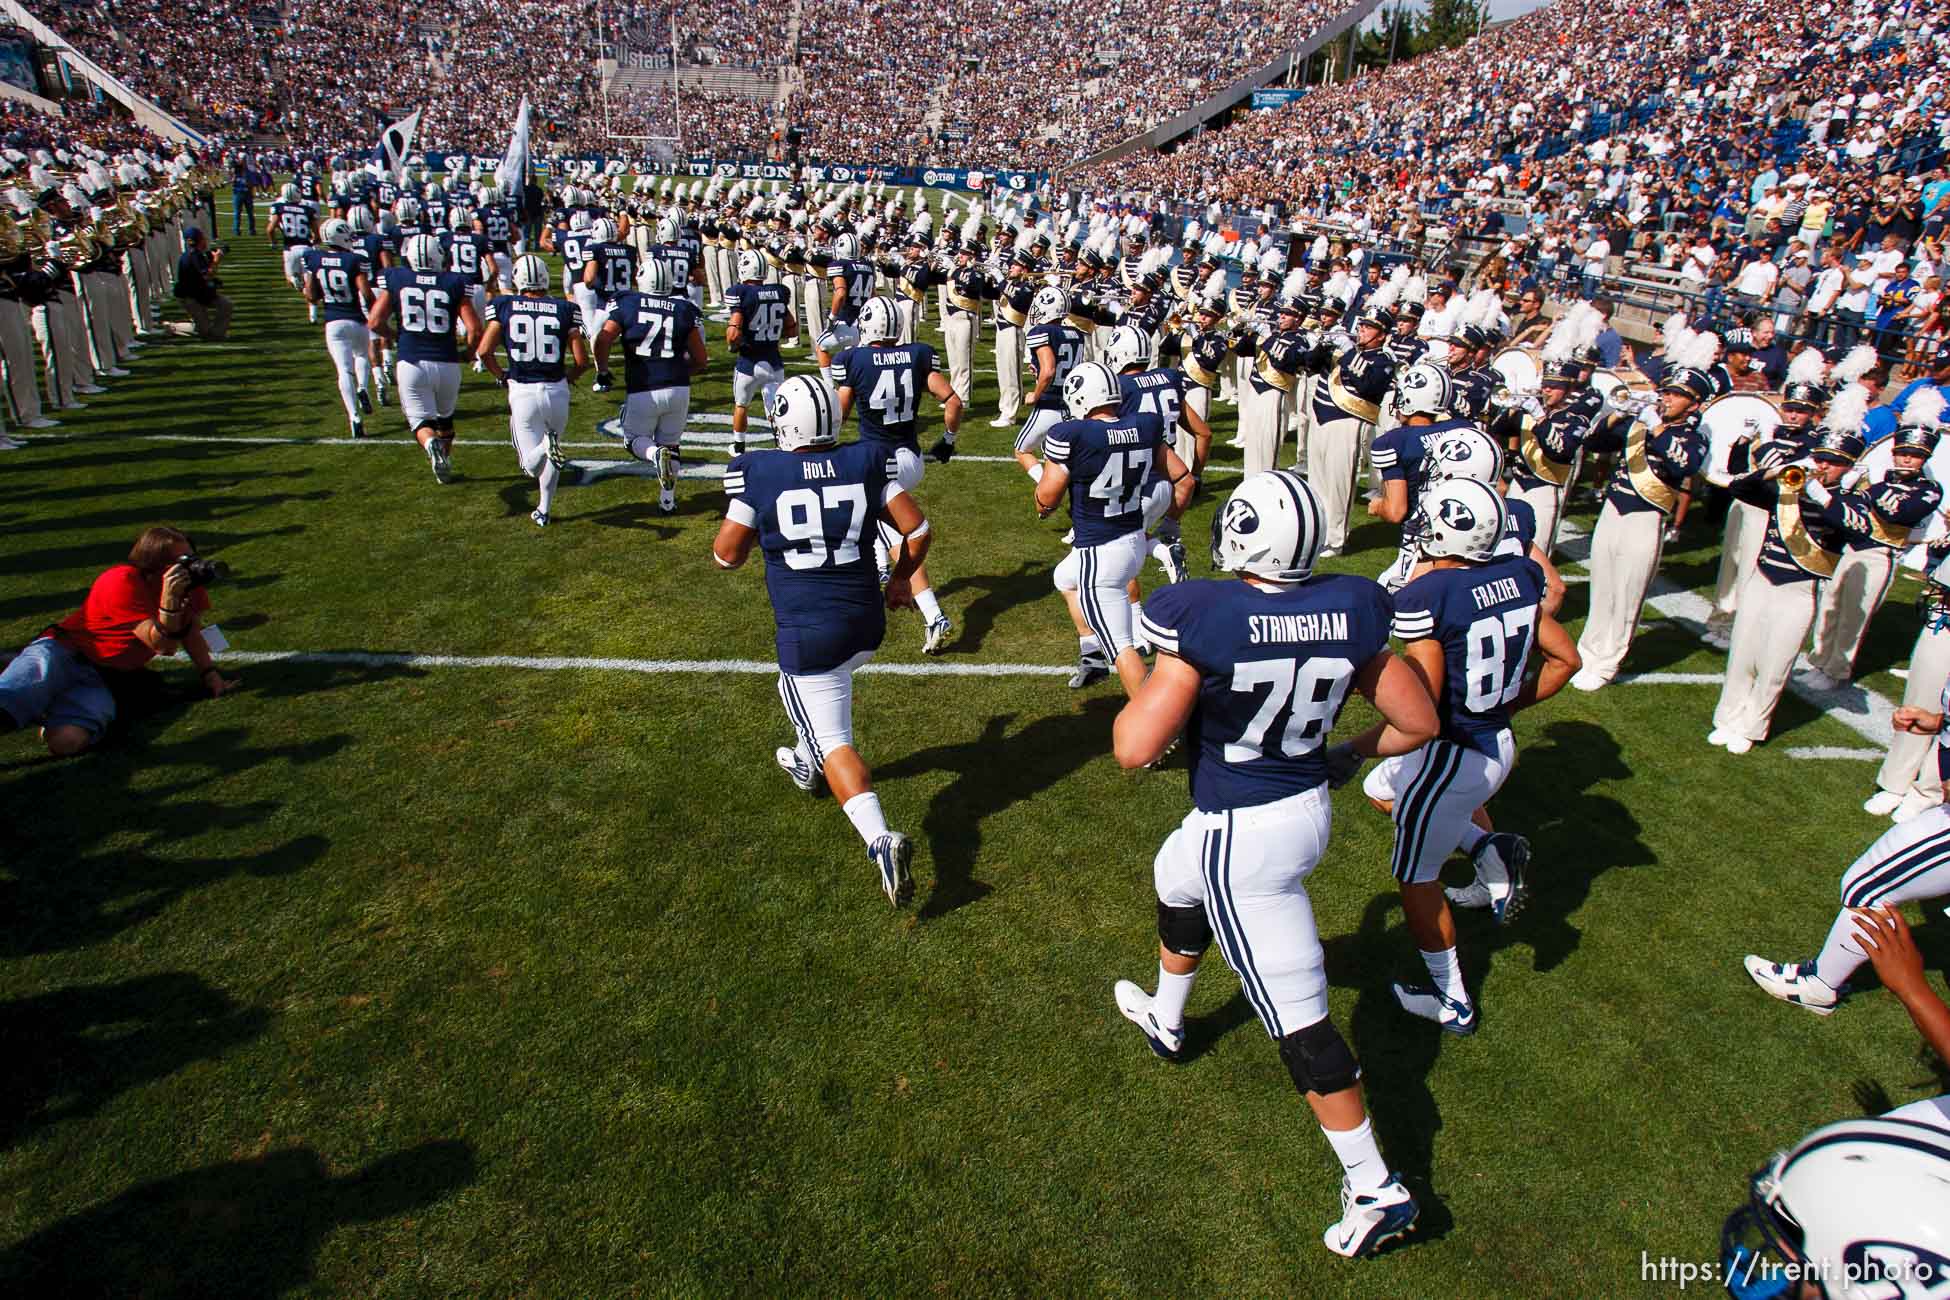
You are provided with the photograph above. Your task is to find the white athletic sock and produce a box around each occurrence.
[1812,911,1868,989]
[1151,539,1174,567]
[1322,1117,1389,1192]
[1027,462,1044,483]
[842,791,890,847]
[1420,947,1468,1005]
[537,460,561,515]
[356,355,372,390]
[914,588,943,622]
[873,539,891,573]
[1459,823,1488,854]
[1153,965,1195,1029]
[624,435,657,463]
[1079,635,1102,659]
[1129,601,1150,653]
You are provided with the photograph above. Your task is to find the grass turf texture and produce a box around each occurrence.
[4,190,1949,1296]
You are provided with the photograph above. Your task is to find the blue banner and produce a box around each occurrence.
[1251,88,1307,110]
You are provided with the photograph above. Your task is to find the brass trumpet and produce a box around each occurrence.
[1780,465,1807,490]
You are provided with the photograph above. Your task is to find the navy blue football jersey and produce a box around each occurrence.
[375,180,400,210]
[828,260,875,322]
[446,230,492,281]
[1118,367,1189,431]
[1392,555,1545,752]
[727,280,791,371]
[1045,411,1164,547]
[607,291,702,391]
[362,230,399,270]
[424,194,450,228]
[676,228,703,278]
[1497,496,1538,558]
[587,240,637,296]
[724,441,902,674]
[1139,575,1393,813]
[379,266,471,363]
[650,240,695,288]
[481,205,514,250]
[832,342,937,450]
[1026,321,1088,410]
[490,295,578,384]
[271,201,315,247]
[556,225,592,273]
[303,247,369,323]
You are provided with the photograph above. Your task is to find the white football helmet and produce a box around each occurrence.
[637,256,675,296]
[1423,425,1503,484]
[320,218,354,250]
[1030,284,1069,324]
[1062,360,1121,418]
[447,207,469,232]
[771,374,841,451]
[480,184,501,206]
[1722,1116,1950,1300]
[831,233,858,260]
[403,233,444,274]
[1101,324,1150,372]
[1211,470,1325,582]
[345,205,374,235]
[512,253,550,293]
[1393,361,1454,419]
[656,214,679,244]
[393,196,421,225]
[589,217,616,245]
[858,295,901,343]
[281,182,298,203]
[737,249,765,281]
[1410,478,1505,562]
[569,210,591,232]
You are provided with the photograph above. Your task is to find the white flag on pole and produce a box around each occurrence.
[380,108,421,182]
[495,97,531,194]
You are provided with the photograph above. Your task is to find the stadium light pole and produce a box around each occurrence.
[671,7,683,157]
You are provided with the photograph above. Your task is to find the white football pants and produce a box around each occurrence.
[325,320,372,428]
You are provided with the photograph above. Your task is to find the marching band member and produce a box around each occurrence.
[1300,285,1398,557]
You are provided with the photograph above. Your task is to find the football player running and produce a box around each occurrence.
[476,254,591,528]
[367,233,484,484]
[269,182,318,317]
[301,218,375,438]
[1111,470,1439,1259]
[582,218,636,392]
[593,258,708,514]
[829,295,961,653]
[713,376,933,908]
[1745,656,1950,1017]
[1353,479,1578,1034]
[726,248,797,457]
[1104,322,1211,583]
[1034,361,1194,693]
[818,232,874,364]
[1015,285,1090,480]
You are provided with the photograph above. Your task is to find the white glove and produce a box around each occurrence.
[1802,475,1833,507]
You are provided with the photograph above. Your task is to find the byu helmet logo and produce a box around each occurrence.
[1224,499,1261,535]
[1437,438,1473,462]
[1437,498,1477,530]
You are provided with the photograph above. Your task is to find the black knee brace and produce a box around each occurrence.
[1157,902,1213,958]
[1279,1018,1361,1096]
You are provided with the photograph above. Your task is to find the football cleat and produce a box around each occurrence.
[1322,1175,1419,1259]
[774,745,820,793]
[1800,668,1842,692]
[1113,979,1184,1060]
[868,833,914,908]
[1068,651,1111,689]
[921,615,954,655]
[530,508,548,529]
[927,436,955,464]
[657,447,678,513]
[1863,789,1905,816]
[427,438,453,484]
[0,433,23,451]
[24,417,58,429]
[1391,982,1478,1036]
[375,385,389,407]
[1743,957,1838,1016]
[358,389,373,415]
[1160,538,1188,584]
[75,383,107,395]
[731,438,745,457]
[1445,880,1493,910]
[1471,833,1530,926]
[352,420,367,439]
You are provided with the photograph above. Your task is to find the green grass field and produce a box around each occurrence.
[3,192,1947,1297]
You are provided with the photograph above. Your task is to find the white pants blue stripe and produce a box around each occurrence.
[1152,786,1333,1037]
[1364,730,1516,884]
[776,649,873,761]
[1053,530,1145,656]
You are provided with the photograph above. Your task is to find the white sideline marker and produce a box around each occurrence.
[210,650,1074,678]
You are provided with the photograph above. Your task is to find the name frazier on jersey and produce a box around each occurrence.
[1247,611,1353,644]
[1470,577,1525,610]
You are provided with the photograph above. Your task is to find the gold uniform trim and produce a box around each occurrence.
[1624,419,1679,513]
[1520,416,1573,487]
[1254,349,1297,393]
[1775,484,1842,577]
[1326,371,1380,424]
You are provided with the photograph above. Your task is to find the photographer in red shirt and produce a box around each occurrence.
[1,525,240,756]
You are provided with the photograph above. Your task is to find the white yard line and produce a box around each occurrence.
[1783,747,1883,761]
[209,649,1073,677]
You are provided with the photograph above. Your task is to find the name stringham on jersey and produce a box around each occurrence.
[1249,611,1351,644]
[1470,577,1525,610]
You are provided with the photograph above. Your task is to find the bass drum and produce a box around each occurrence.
[1698,391,1782,486]
[1489,345,1539,396]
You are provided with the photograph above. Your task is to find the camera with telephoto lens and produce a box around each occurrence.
[178,553,225,587]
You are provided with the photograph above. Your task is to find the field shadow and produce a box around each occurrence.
[933,560,1050,653]
[0,1138,477,1295]
[0,972,270,1151]
[876,698,1122,921]
[0,467,316,507]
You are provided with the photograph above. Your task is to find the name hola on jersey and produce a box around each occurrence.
[1248,611,1350,644]
[1470,577,1524,610]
